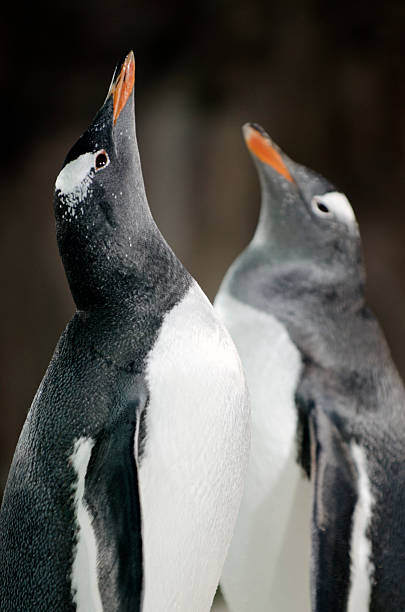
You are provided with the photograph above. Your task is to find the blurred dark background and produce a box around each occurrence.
[1,0,404,505]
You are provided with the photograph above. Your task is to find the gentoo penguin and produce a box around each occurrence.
[215,122,405,611]
[0,53,249,612]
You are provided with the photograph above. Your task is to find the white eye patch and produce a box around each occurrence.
[311,191,356,226]
[55,151,109,219]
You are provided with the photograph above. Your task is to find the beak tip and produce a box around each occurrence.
[109,50,136,124]
[242,122,271,146]
[242,123,254,143]
[242,122,294,183]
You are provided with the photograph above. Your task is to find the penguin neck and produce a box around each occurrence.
[271,263,366,313]
[60,219,186,313]
[251,194,276,249]
[251,191,299,259]
[280,253,364,309]
[228,240,366,319]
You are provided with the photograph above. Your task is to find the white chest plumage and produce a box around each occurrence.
[139,281,250,612]
[215,290,312,612]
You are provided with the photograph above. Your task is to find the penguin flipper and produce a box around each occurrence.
[310,406,358,611]
[80,391,145,611]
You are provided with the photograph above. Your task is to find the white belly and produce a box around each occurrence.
[215,291,312,612]
[139,282,250,612]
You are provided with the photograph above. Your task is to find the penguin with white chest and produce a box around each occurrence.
[215,123,405,611]
[0,53,249,612]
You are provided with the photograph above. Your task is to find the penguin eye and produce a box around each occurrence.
[311,192,356,225]
[95,150,109,171]
[312,196,332,218]
[317,202,329,214]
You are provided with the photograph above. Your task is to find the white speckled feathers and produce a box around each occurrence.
[55,152,99,217]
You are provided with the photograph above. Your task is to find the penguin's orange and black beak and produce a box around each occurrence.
[107,51,135,125]
[242,123,294,184]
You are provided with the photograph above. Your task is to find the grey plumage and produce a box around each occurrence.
[216,123,405,611]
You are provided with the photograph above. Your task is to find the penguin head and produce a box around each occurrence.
[243,123,364,287]
[54,52,155,310]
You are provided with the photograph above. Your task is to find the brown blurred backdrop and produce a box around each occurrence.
[1,0,404,507]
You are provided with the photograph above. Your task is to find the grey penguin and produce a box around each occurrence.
[215,122,405,612]
[0,52,249,612]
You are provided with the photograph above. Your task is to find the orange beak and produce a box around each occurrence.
[242,123,294,183]
[108,51,135,125]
